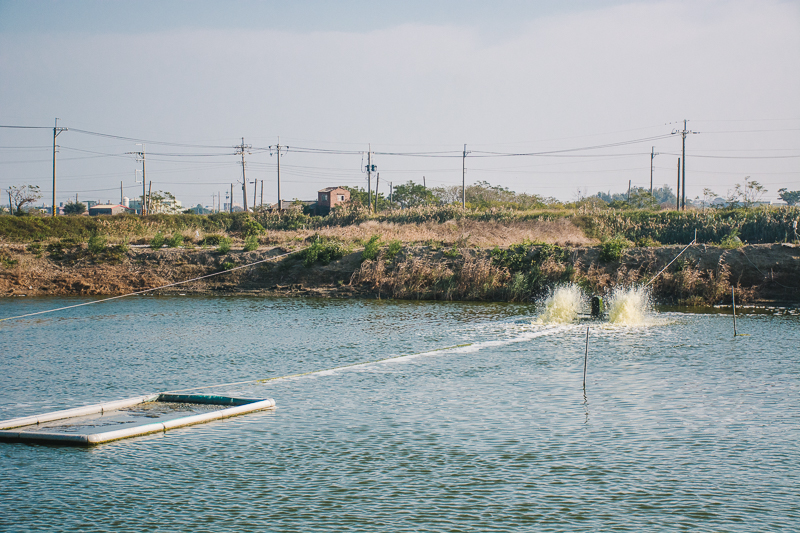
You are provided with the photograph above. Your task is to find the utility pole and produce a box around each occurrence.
[375,172,380,212]
[627,180,632,204]
[252,178,257,211]
[676,158,681,210]
[672,120,697,211]
[126,144,146,215]
[260,180,264,208]
[423,175,426,189]
[147,181,152,214]
[270,138,288,210]
[229,184,233,213]
[389,181,393,204]
[650,146,659,195]
[52,118,67,216]
[462,144,470,208]
[235,138,251,211]
[365,145,374,213]
[120,181,123,205]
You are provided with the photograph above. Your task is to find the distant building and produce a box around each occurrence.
[317,187,350,215]
[88,204,128,216]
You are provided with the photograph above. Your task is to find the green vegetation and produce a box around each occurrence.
[243,235,259,252]
[167,233,184,248]
[0,250,18,268]
[200,234,223,246]
[87,233,107,255]
[490,240,573,300]
[217,237,232,254]
[150,232,165,249]
[778,188,800,206]
[63,201,86,215]
[599,236,633,262]
[385,240,403,261]
[299,236,349,267]
[361,234,382,261]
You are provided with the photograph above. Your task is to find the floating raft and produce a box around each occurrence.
[0,393,276,446]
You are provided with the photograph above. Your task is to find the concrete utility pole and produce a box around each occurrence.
[389,181,393,204]
[462,144,470,208]
[676,158,681,210]
[375,172,380,212]
[230,184,233,213]
[120,181,123,204]
[235,138,252,211]
[126,144,146,215]
[650,146,659,195]
[672,120,697,211]
[366,146,373,213]
[52,118,67,216]
[269,138,288,210]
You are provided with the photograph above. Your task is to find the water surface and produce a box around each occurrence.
[1,296,798,531]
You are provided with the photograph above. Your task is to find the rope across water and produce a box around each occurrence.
[0,247,305,323]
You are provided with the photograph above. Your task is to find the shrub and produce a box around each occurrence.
[167,233,184,248]
[719,232,743,249]
[218,237,232,254]
[385,240,403,261]
[599,236,632,262]
[240,218,265,238]
[221,260,235,270]
[243,234,259,252]
[150,232,165,249]
[300,237,349,267]
[362,234,381,261]
[635,236,661,247]
[87,233,107,255]
[200,234,223,246]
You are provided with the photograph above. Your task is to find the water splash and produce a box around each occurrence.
[536,284,586,324]
[606,285,652,325]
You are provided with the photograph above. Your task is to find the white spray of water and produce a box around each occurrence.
[536,284,586,324]
[606,285,652,325]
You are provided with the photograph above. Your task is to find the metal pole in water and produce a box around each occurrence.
[732,286,737,336]
[583,326,589,390]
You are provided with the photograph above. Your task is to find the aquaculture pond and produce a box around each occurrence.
[1,296,798,532]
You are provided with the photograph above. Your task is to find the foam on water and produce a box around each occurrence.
[606,285,653,325]
[535,284,586,324]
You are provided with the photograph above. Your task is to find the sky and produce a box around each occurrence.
[1,0,798,209]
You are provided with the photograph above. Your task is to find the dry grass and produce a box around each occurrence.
[260,218,594,248]
[352,251,510,300]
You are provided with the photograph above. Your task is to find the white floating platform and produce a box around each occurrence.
[0,393,276,446]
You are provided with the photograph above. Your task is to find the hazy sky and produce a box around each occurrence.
[1,0,798,208]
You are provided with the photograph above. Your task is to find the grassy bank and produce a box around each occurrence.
[1,205,798,247]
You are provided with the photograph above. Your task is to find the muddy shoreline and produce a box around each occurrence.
[1,243,799,305]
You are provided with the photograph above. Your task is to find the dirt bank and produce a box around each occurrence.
[1,242,798,304]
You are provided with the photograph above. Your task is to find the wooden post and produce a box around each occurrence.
[583,326,589,389]
[732,286,737,336]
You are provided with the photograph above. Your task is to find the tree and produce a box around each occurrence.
[341,186,391,211]
[6,185,42,215]
[63,200,86,215]
[701,188,717,210]
[389,181,438,208]
[778,188,800,206]
[148,190,182,214]
[627,188,659,209]
[733,176,766,207]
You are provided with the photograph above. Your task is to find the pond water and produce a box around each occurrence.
[1,296,798,532]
